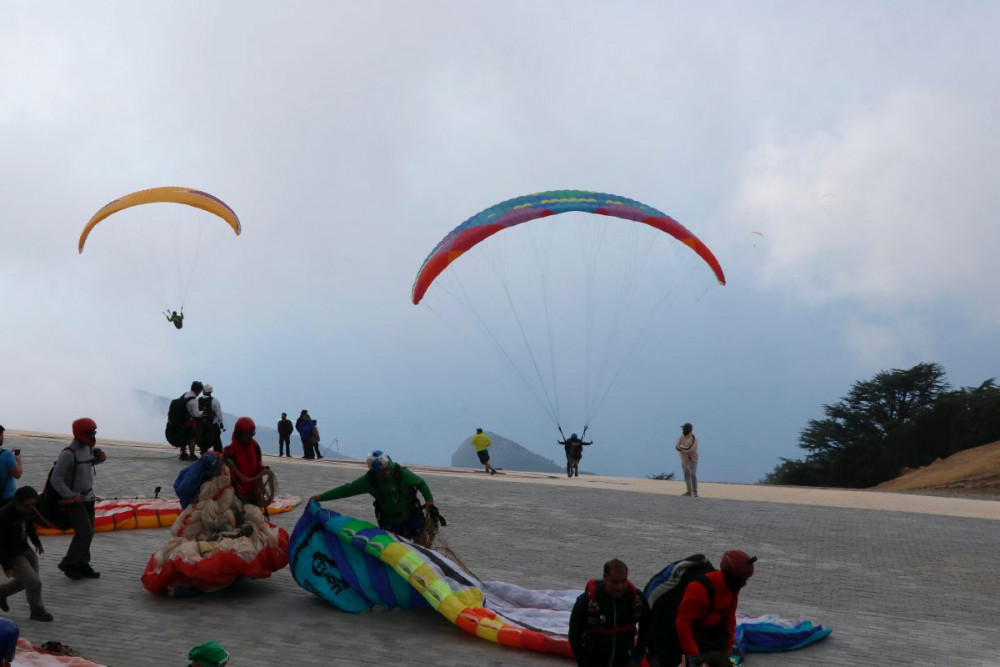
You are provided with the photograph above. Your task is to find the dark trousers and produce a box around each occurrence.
[279,434,291,456]
[61,501,95,568]
[300,437,313,459]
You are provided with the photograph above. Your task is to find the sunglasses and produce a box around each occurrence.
[236,430,256,437]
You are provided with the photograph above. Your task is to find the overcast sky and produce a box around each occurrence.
[2,1,999,482]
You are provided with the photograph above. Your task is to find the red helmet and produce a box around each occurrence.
[233,417,256,437]
[720,550,756,581]
[72,418,98,446]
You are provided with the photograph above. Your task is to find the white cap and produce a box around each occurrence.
[203,383,214,394]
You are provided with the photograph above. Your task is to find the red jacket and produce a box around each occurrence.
[675,569,738,657]
[222,440,262,498]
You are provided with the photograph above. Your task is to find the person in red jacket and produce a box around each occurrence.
[221,417,264,504]
[674,550,756,667]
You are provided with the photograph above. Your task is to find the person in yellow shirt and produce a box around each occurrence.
[471,428,497,475]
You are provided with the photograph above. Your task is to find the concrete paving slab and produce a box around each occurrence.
[2,431,998,666]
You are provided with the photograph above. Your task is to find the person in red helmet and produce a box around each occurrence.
[51,418,106,581]
[221,417,265,505]
[672,550,756,667]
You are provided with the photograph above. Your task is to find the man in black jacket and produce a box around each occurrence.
[569,559,649,666]
[0,486,52,622]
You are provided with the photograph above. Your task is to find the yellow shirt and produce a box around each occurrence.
[471,433,491,452]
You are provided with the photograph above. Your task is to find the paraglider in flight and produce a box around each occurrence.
[164,309,184,330]
[78,186,241,253]
[78,187,241,325]
[411,189,726,305]
[411,189,726,437]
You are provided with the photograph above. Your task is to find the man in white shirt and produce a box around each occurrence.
[676,423,699,497]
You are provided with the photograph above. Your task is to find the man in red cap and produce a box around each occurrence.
[51,418,106,580]
[222,417,265,505]
[675,550,756,666]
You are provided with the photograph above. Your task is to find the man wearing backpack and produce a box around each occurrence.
[568,559,650,666]
[167,381,204,460]
[645,550,756,667]
[50,418,107,581]
[197,384,224,454]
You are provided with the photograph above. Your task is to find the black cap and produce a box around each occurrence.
[0,424,5,432]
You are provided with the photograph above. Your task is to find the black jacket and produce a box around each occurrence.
[0,502,41,569]
[569,579,650,667]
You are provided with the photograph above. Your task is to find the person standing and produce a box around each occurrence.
[568,558,649,666]
[0,486,52,622]
[471,428,497,475]
[198,384,224,454]
[277,413,293,458]
[0,426,23,507]
[309,419,323,460]
[676,423,699,497]
[296,410,315,460]
[51,418,106,581]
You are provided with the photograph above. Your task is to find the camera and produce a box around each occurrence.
[13,449,21,456]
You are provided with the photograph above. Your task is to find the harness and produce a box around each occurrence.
[582,578,643,636]
[367,465,421,525]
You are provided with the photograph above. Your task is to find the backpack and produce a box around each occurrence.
[643,554,716,659]
[198,395,215,422]
[173,454,224,509]
[368,464,420,525]
[167,394,195,425]
[36,448,79,530]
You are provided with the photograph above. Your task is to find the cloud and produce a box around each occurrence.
[727,88,1000,327]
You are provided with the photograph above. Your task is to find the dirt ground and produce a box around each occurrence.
[874,440,1000,497]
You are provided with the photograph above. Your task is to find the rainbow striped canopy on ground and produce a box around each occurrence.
[78,186,241,253]
[411,189,726,304]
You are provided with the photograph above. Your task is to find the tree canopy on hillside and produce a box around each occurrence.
[762,363,1000,488]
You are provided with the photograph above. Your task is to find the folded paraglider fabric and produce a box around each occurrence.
[141,467,288,597]
[288,503,832,663]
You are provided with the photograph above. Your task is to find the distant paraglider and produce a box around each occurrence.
[78,186,241,253]
[79,187,241,325]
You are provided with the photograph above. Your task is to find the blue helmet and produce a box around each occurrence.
[0,618,17,661]
[570,433,578,439]
[366,450,391,472]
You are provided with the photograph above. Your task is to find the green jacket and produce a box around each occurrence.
[317,462,434,521]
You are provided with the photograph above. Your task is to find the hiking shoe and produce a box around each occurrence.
[0,596,8,612]
[489,469,497,475]
[58,562,83,580]
[78,564,101,579]
[681,491,692,497]
[30,610,54,622]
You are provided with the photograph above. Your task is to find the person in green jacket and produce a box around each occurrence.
[311,450,436,541]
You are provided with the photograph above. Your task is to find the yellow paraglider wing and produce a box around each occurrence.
[78,186,241,253]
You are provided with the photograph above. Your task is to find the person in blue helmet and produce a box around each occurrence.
[0,617,17,667]
[311,450,437,541]
[557,433,592,478]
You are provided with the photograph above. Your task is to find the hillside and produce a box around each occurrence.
[874,440,1000,497]
[451,431,567,474]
